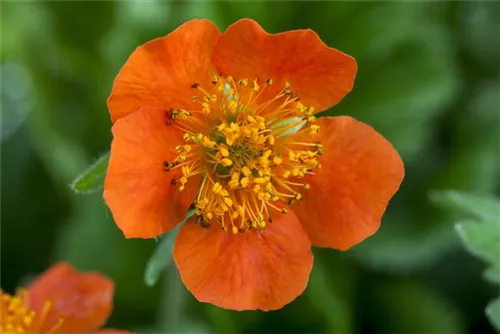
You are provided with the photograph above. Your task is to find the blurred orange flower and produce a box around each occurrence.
[1,262,129,334]
[104,19,404,310]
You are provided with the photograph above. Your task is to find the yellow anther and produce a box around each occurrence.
[181,166,191,177]
[259,157,269,168]
[295,193,302,200]
[183,133,191,141]
[223,197,233,207]
[241,166,252,177]
[232,225,239,234]
[238,78,248,87]
[221,158,233,167]
[282,170,291,179]
[228,99,237,111]
[206,212,213,220]
[263,150,272,159]
[230,122,240,132]
[231,211,239,219]
[268,135,275,145]
[227,99,238,111]
[179,185,185,191]
[307,159,320,167]
[252,79,260,92]
[229,179,239,189]
[202,102,211,114]
[273,156,282,165]
[218,123,227,132]
[202,136,216,148]
[253,177,268,184]
[307,115,316,123]
[309,125,320,135]
[257,192,266,200]
[304,183,311,189]
[196,198,209,210]
[296,101,307,112]
[237,205,245,216]
[215,208,225,216]
[242,126,251,137]
[265,182,273,192]
[253,184,261,193]
[306,106,315,116]
[211,73,220,84]
[210,94,217,102]
[227,76,234,83]
[212,182,223,194]
[288,151,296,161]
[179,176,188,185]
[265,78,273,85]
[220,146,229,157]
[240,177,250,188]
[247,115,256,123]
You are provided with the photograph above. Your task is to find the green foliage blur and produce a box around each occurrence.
[2,1,499,333]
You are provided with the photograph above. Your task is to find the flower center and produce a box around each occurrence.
[0,290,63,334]
[164,74,322,234]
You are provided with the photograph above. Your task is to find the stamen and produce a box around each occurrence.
[1,290,64,334]
[165,74,322,233]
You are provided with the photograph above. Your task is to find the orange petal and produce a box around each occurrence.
[27,262,114,334]
[108,19,221,122]
[292,116,404,250]
[103,107,199,239]
[173,211,313,311]
[213,19,357,112]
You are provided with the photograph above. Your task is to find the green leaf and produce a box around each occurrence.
[455,220,500,265]
[144,209,194,287]
[484,264,500,285]
[429,190,500,223]
[486,297,500,331]
[70,152,109,194]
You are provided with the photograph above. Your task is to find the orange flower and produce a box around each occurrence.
[1,262,129,334]
[104,19,404,310]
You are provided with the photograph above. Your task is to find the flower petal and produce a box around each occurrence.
[213,19,357,113]
[173,211,313,311]
[108,19,221,122]
[27,262,113,334]
[103,107,199,239]
[293,116,404,250]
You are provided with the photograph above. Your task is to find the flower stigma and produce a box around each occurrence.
[163,74,322,234]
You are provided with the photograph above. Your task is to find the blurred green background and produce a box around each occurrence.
[2,1,499,333]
